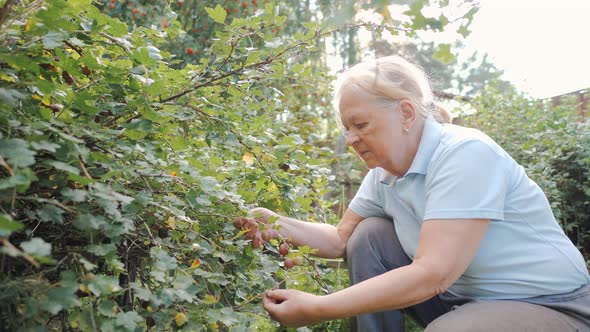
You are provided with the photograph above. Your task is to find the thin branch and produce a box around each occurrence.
[0,0,15,28]
[434,90,472,103]
[18,196,77,214]
[0,156,14,176]
[0,238,40,268]
[157,22,392,104]
[79,158,92,179]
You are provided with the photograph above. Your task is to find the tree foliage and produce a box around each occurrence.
[0,0,344,330]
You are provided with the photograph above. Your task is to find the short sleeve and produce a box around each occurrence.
[424,140,508,221]
[349,169,388,218]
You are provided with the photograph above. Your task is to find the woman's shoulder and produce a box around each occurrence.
[437,124,511,161]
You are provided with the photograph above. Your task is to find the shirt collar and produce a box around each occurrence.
[378,118,443,185]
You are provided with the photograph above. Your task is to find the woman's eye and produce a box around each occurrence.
[355,122,368,129]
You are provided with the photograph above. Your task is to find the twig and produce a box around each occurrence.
[18,196,77,214]
[0,156,14,176]
[79,158,92,179]
[0,0,15,29]
[140,218,160,249]
[0,238,40,268]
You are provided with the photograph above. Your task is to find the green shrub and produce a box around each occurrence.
[0,1,342,330]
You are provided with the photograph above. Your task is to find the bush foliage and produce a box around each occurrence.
[0,1,343,330]
[1,0,586,331]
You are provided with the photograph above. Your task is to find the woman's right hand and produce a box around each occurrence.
[233,207,281,248]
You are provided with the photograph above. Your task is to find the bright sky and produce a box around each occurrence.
[466,0,590,98]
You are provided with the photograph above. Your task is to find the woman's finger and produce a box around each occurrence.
[266,289,290,302]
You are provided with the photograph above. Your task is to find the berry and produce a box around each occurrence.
[292,256,304,266]
[109,3,115,10]
[261,230,272,241]
[242,1,248,7]
[158,228,169,238]
[132,8,139,14]
[284,258,294,269]
[177,1,183,5]
[279,243,289,256]
[186,47,194,55]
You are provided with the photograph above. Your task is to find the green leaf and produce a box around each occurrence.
[61,188,87,202]
[115,311,142,330]
[21,237,52,257]
[0,138,36,168]
[87,274,121,296]
[46,160,80,175]
[43,31,67,49]
[42,286,81,315]
[36,205,65,224]
[206,4,227,24]
[433,44,455,64]
[98,300,118,318]
[74,214,108,231]
[0,214,24,237]
[0,88,26,105]
[150,247,177,271]
[79,257,97,271]
[31,140,61,153]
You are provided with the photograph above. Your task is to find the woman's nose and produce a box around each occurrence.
[345,131,359,146]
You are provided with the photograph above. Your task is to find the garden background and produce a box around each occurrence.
[0,0,588,331]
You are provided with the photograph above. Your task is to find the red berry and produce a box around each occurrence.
[252,0,257,5]
[279,243,289,256]
[186,47,194,55]
[109,3,115,9]
[177,1,183,5]
[284,258,294,269]
[233,8,238,13]
[132,8,139,14]
[242,1,248,7]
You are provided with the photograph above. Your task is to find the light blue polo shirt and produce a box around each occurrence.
[349,118,590,300]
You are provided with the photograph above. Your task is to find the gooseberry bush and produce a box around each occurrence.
[0,1,347,330]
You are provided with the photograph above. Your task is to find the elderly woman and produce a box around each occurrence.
[236,56,590,331]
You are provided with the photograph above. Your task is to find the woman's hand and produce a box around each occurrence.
[233,207,281,248]
[262,289,325,327]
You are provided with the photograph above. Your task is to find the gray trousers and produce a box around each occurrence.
[347,217,590,332]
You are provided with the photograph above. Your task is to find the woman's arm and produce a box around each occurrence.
[263,217,489,327]
[243,208,364,258]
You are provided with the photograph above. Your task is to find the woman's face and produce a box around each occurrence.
[339,90,416,176]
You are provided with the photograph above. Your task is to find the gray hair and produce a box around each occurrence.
[333,56,450,123]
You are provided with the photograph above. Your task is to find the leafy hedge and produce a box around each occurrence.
[0,1,346,330]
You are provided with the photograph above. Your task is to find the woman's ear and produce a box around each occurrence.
[398,99,416,129]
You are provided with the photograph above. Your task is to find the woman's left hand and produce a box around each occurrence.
[262,289,325,327]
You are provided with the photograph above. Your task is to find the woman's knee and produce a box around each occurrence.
[425,301,580,332]
[346,217,394,260]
